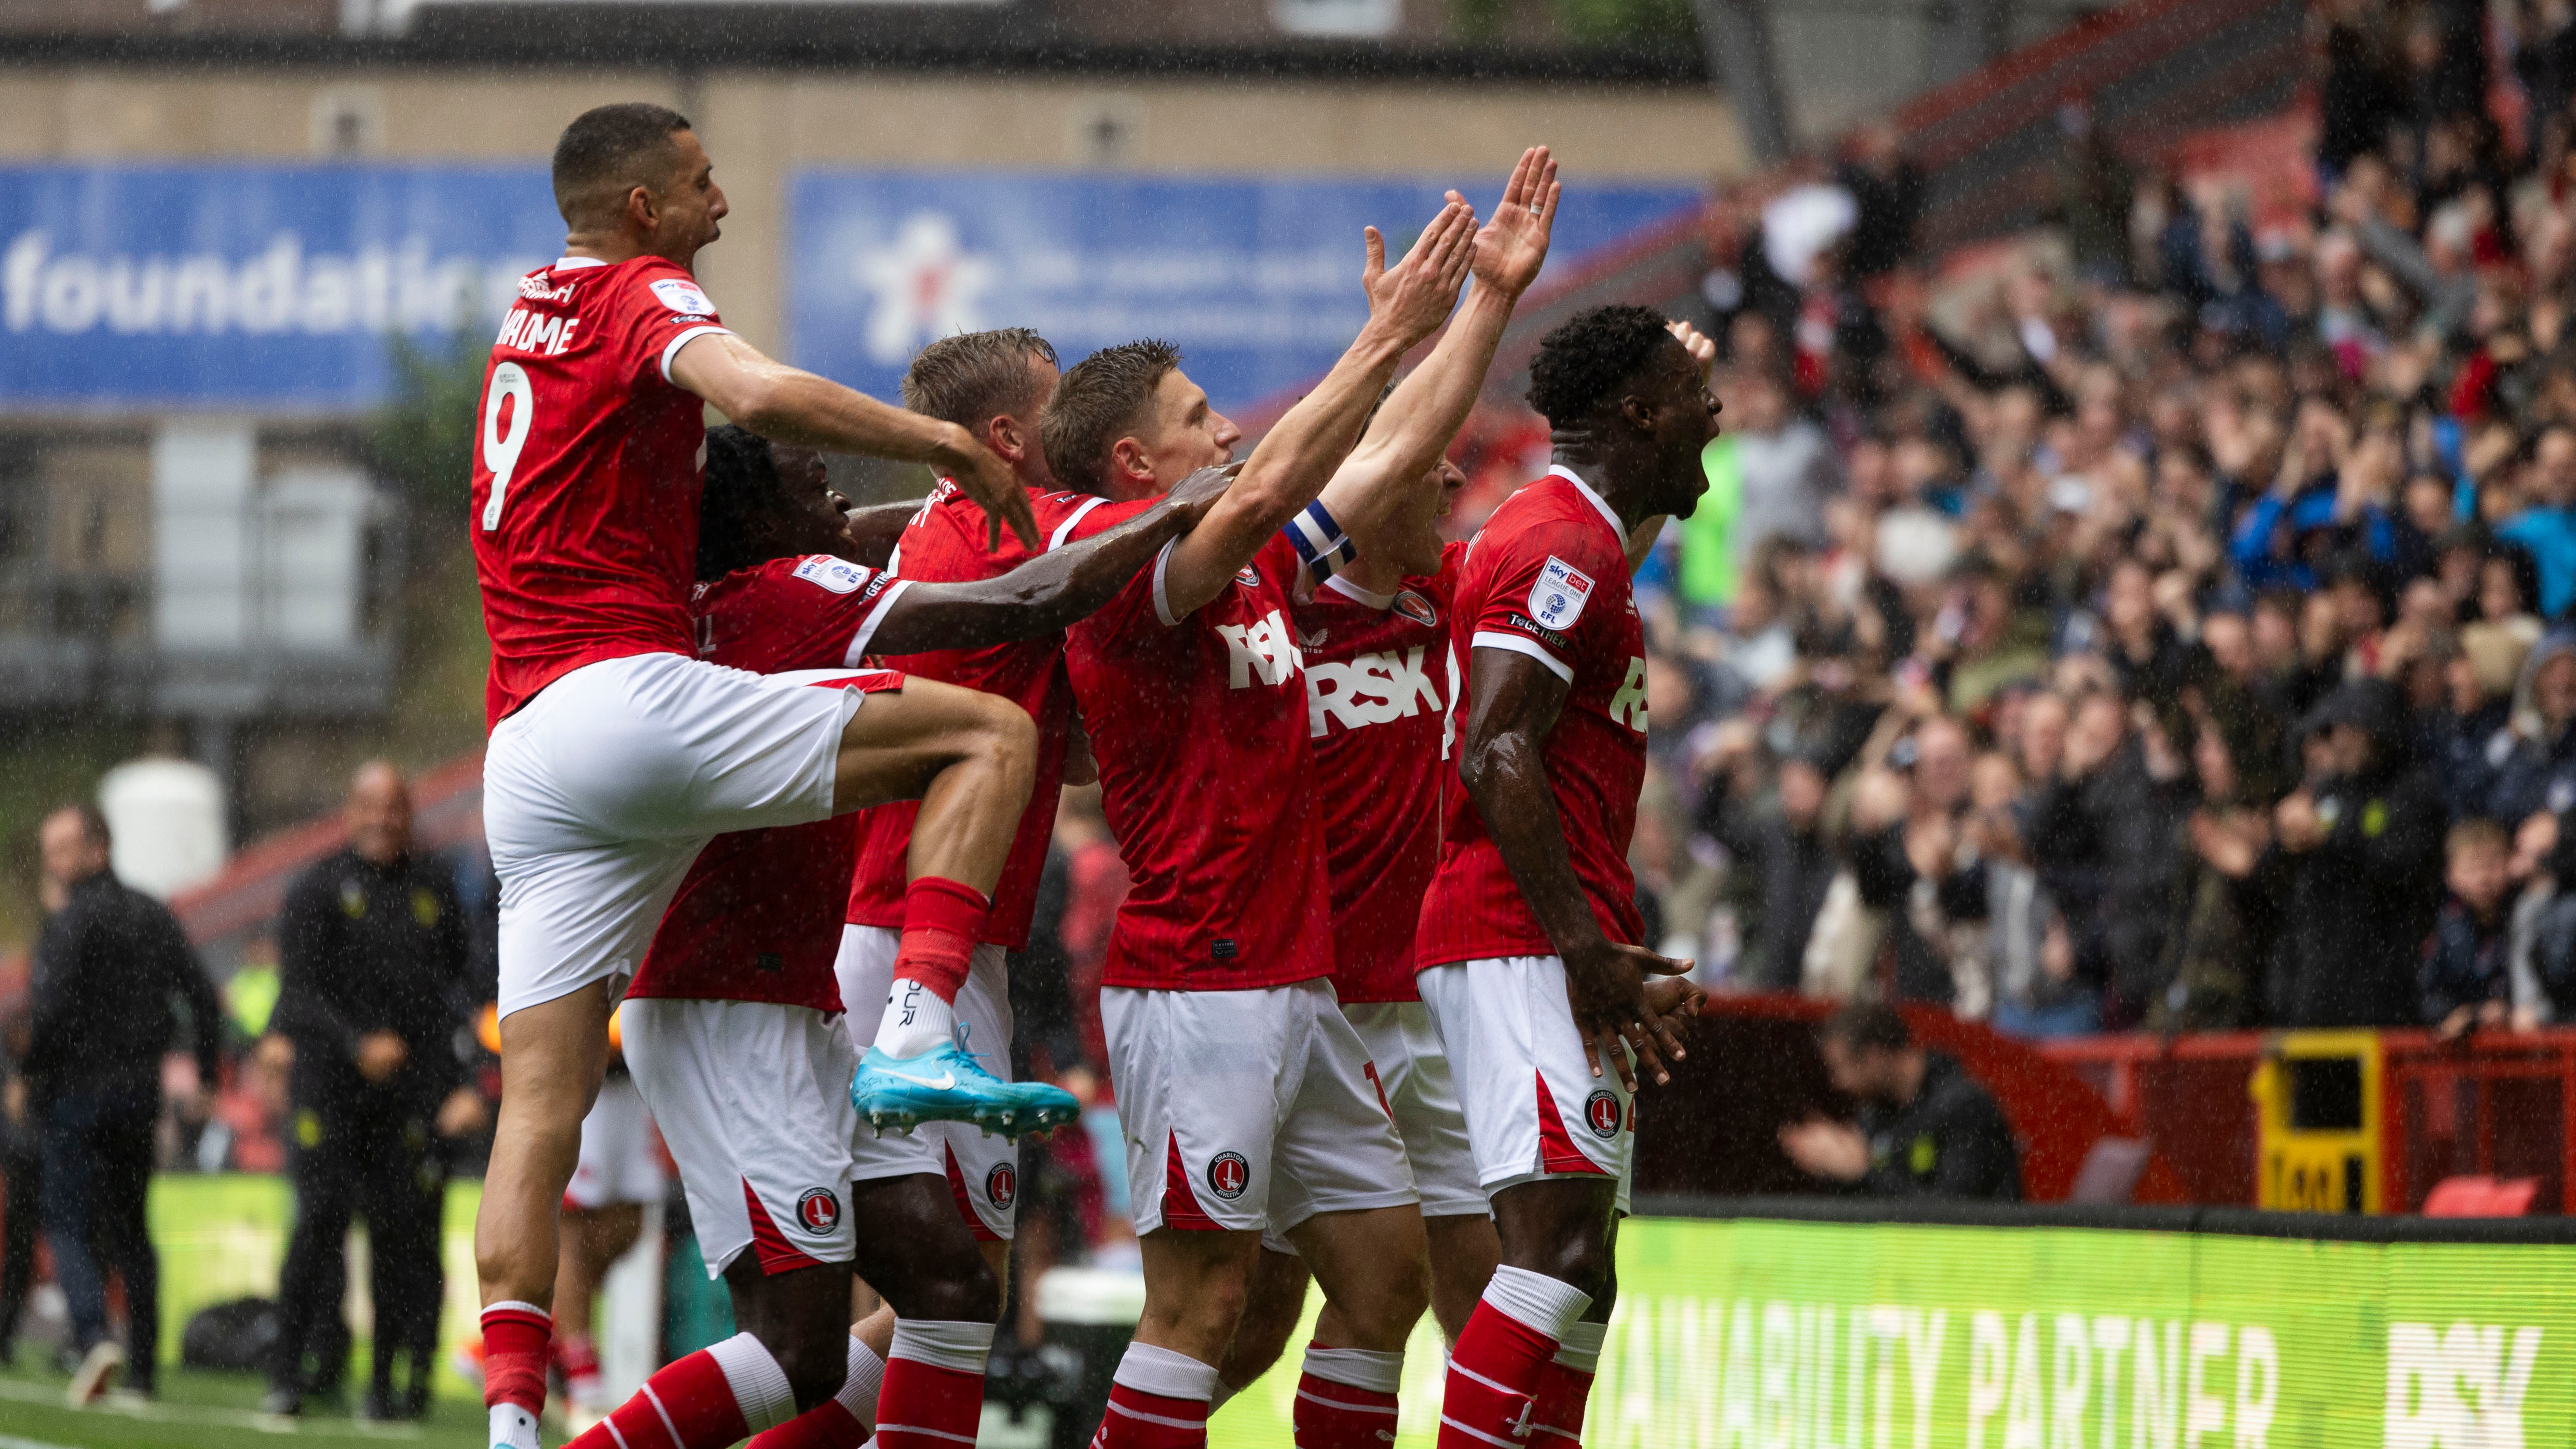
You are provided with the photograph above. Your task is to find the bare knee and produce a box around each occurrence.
[905,1249,1003,1324]
[971,696,1037,784]
[1332,1249,1430,1347]
[771,1331,851,1413]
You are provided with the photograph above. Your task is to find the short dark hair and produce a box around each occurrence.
[1042,339,1182,497]
[45,801,109,849]
[697,425,789,582]
[1526,304,1678,427]
[903,329,1058,432]
[552,103,692,229]
[2448,816,2511,860]
[1819,1002,1913,1054]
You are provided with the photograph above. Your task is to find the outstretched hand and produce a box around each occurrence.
[1470,146,1561,299]
[1668,318,1718,386]
[942,430,1042,552]
[1362,200,1478,349]
[1164,460,1245,523]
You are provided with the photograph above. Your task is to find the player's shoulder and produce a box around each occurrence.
[696,554,882,609]
[588,255,721,320]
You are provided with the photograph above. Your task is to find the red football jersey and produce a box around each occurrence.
[628,555,906,1008]
[1063,532,1337,991]
[1416,468,1650,968]
[1293,545,1464,1004]
[846,484,1158,950]
[471,255,738,726]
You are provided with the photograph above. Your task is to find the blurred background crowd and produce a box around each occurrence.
[1546,0,2576,1043]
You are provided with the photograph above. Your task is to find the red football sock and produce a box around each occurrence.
[1091,1383,1210,1448]
[877,1320,992,1448]
[1292,1344,1402,1448]
[481,1302,552,1416]
[894,876,989,1003]
[744,1401,868,1449]
[556,1331,603,1403]
[1091,1342,1218,1449]
[1530,1320,1604,1442]
[745,1333,884,1449]
[566,1334,796,1449]
[1436,1268,1590,1449]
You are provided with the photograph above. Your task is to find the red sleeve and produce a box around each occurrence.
[615,261,732,392]
[1049,496,1158,550]
[699,556,905,673]
[1466,519,1619,683]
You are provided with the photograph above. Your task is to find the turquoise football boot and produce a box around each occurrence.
[850,1041,1080,1140]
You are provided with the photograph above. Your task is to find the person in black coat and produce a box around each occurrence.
[1780,1004,2021,1200]
[2269,680,2450,1027]
[23,801,220,1402]
[266,763,482,1420]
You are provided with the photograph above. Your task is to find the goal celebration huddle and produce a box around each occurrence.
[467,100,1720,1449]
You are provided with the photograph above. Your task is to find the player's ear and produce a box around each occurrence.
[1617,391,1659,437]
[986,413,1027,468]
[1109,436,1151,488]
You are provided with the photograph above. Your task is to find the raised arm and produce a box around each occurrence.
[671,333,1039,551]
[1319,150,1562,549]
[1156,202,1478,619]
[871,464,1237,654]
[1458,647,1691,1090]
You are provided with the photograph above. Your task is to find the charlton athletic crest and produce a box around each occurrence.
[796,1187,842,1232]
[1394,589,1438,628]
[986,1162,1018,1210]
[1206,1152,1251,1200]
[1583,1090,1622,1140]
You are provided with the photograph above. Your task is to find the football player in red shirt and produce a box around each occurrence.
[827,329,1157,1372]
[562,427,1230,1449]
[1205,151,1557,1431]
[469,102,1047,1449]
[1040,187,1501,1449]
[1418,305,1718,1447]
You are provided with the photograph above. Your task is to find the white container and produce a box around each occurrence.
[98,756,229,900]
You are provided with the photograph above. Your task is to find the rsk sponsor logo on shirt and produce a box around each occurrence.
[1306,645,1442,737]
[1218,609,1302,689]
[494,306,580,357]
[1610,656,1650,733]
[792,555,873,595]
[648,277,716,316]
[1529,555,1594,631]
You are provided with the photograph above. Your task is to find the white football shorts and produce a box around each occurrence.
[1417,956,1634,1213]
[562,1071,665,1211]
[618,997,860,1277]
[1104,979,1415,1237]
[835,924,1021,1241]
[1342,1001,1485,1220]
[484,653,871,1018]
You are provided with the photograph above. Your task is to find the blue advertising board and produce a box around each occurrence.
[788,170,1702,411]
[0,164,561,412]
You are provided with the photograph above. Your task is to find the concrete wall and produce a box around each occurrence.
[0,64,1746,353]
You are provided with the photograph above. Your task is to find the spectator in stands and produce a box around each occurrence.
[23,802,220,1404]
[1780,1003,2022,1199]
[2421,817,2524,1034]
[2269,680,2448,1026]
[266,763,481,1420]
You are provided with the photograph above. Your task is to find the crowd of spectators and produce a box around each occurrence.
[1572,0,2576,1038]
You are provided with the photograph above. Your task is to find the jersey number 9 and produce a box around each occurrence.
[481,361,535,530]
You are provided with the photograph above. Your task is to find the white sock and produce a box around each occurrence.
[1554,1320,1608,1374]
[1478,1265,1592,1342]
[1113,1342,1222,1402]
[1302,1344,1404,1393]
[873,977,959,1060]
[488,1404,540,1449]
[840,1334,888,1428]
[889,1319,996,1374]
[706,1330,800,1434]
